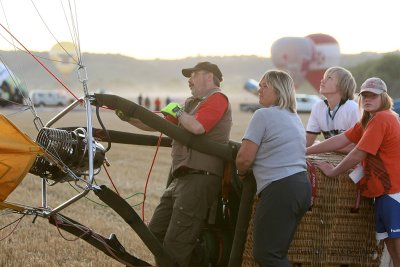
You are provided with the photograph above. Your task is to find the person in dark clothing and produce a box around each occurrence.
[116,62,232,267]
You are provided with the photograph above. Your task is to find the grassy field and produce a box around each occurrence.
[0,102,311,267]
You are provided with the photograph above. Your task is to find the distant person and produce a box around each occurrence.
[144,96,151,109]
[115,61,231,267]
[165,96,172,106]
[307,77,400,266]
[138,93,143,106]
[306,66,359,153]
[154,97,161,111]
[236,70,311,267]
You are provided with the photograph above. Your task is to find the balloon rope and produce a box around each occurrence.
[102,163,121,196]
[0,22,79,100]
[0,214,25,241]
[141,131,163,222]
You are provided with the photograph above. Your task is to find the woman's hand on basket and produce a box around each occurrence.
[315,161,336,177]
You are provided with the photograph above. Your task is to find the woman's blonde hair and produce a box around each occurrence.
[358,92,394,128]
[260,70,296,113]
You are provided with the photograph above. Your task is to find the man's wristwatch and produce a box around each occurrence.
[175,108,183,118]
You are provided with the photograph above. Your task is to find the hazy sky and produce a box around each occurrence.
[0,0,399,60]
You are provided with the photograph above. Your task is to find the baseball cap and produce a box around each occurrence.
[182,62,223,82]
[359,77,387,95]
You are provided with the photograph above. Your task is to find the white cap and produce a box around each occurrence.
[359,77,387,95]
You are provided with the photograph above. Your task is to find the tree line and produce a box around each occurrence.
[350,52,400,99]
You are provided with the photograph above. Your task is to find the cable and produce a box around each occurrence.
[0,22,79,100]
[30,0,79,65]
[96,105,112,152]
[102,162,120,195]
[141,132,163,222]
[53,213,140,267]
[0,214,25,241]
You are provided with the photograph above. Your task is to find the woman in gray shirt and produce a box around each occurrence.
[236,70,311,267]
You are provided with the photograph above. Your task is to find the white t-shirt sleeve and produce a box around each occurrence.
[306,101,323,134]
[345,100,360,129]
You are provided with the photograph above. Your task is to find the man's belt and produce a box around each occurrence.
[173,167,216,178]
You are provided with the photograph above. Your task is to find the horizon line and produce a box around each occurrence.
[1,48,399,61]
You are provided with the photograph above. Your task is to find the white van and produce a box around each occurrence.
[29,90,69,107]
[240,94,320,113]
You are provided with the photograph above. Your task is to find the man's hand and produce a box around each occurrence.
[115,109,130,122]
[160,102,183,118]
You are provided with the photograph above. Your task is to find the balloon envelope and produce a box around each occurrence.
[49,41,77,76]
[305,34,340,91]
[271,37,314,89]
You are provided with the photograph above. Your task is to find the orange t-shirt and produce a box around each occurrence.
[345,110,400,197]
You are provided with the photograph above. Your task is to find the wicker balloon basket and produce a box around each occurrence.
[241,153,384,267]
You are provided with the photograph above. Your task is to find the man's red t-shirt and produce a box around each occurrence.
[166,93,228,133]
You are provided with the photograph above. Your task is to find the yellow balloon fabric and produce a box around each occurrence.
[0,115,43,201]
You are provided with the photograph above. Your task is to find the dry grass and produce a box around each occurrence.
[0,102,310,266]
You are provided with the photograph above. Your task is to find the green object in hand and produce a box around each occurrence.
[115,109,130,122]
[161,102,183,118]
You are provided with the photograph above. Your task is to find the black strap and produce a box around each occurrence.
[48,213,151,266]
[93,93,235,161]
[94,185,176,267]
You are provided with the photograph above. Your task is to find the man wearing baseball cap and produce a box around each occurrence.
[181,61,223,83]
[117,61,232,266]
[152,61,231,266]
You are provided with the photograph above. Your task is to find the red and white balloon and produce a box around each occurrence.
[270,34,340,92]
[305,34,340,92]
[271,37,314,89]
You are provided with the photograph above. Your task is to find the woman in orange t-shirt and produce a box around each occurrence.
[306,77,400,266]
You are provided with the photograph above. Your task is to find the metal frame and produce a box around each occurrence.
[41,88,98,217]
